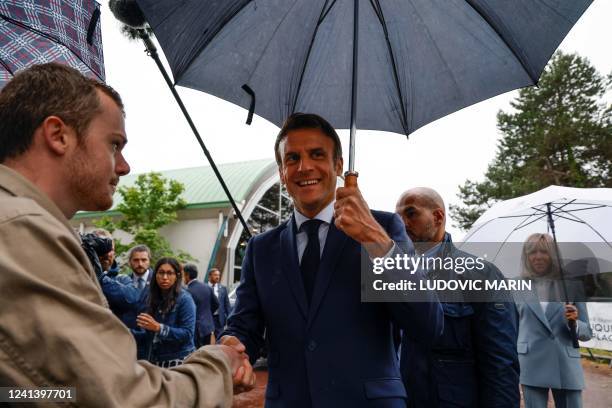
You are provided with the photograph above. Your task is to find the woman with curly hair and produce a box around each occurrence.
[134,257,196,368]
[517,233,592,408]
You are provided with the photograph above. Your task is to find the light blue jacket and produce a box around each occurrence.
[516,288,591,390]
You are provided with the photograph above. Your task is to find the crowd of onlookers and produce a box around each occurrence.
[93,229,232,368]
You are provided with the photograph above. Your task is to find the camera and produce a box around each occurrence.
[80,233,113,279]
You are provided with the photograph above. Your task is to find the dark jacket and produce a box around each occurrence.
[400,234,520,408]
[212,283,231,329]
[133,290,196,363]
[99,267,149,329]
[186,279,219,338]
[223,211,443,408]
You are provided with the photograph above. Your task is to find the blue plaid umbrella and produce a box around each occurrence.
[0,0,105,89]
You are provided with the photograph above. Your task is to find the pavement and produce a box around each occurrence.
[232,369,267,408]
[577,359,611,408]
[233,359,612,408]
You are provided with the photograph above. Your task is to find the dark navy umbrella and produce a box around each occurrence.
[0,0,105,89]
[132,0,592,179]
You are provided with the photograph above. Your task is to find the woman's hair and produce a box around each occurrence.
[149,257,183,315]
[520,233,560,279]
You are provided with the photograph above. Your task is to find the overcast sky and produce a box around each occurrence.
[99,1,612,238]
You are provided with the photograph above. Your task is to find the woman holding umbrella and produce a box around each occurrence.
[134,257,196,368]
[517,233,592,408]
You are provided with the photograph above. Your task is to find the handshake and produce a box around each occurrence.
[214,336,256,394]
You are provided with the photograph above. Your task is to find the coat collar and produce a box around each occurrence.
[293,200,334,231]
[0,164,75,237]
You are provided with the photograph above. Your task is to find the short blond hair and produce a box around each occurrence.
[520,233,560,278]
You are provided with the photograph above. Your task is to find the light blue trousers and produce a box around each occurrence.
[522,385,582,408]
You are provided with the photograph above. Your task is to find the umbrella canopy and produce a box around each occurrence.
[135,0,591,137]
[464,186,612,243]
[0,0,105,89]
[460,186,612,300]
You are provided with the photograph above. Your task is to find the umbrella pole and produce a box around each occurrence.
[546,203,579,348]
[139,32,252,238]
[345,0,359,188]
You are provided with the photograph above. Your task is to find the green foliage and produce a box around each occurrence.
[451,52,612,231]
[93,172,194,263]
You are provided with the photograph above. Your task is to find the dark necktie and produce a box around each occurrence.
[137,277,145,290]
[300,219,323,304]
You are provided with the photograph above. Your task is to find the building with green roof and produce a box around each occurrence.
[71,159,292,286]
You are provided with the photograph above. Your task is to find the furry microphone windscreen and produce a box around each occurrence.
[109,0,147,28]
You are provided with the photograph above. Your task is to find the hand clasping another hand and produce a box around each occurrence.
[219,335,256,394]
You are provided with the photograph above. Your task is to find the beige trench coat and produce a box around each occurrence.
[0,165,232,407]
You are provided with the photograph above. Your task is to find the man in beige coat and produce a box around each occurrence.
[0,63,253,407]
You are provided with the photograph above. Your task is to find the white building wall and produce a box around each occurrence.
[159,218,219,280]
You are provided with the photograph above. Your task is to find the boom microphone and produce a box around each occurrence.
[109,0,147,28]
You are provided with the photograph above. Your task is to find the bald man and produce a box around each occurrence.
[396,188,520,408]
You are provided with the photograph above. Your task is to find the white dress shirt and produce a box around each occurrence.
[294,201,335,264]
[132,269,150,287]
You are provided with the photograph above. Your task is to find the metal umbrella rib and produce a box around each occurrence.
[176,1,256,83]
[370,0,409,136]
[290,0,336,114]
[463,0,537,82]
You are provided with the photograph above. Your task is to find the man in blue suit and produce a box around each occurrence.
[184,263,219,347]
[97,243,152,359]
[395,188,520,407]
[94,233,145,327]
[221,113,443,407]
[208,268,231,337]
[126,244,153,290]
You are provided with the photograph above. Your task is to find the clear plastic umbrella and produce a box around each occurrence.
[462,186,612,347]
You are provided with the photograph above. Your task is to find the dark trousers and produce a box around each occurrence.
[213,315,223,339]
[195,331,212,348]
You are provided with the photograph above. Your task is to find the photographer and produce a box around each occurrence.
[90,228,120,276]
[83,230,146,334]
[0,64,253,407]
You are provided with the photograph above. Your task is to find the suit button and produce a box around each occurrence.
[307,340,317,352]
[550,334,555,339]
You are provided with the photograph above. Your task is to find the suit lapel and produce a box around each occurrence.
[526,299,553,333]
[280,216,308,320]
[546,302,563,322]
[516,281,553,333]
[307,220,348,329]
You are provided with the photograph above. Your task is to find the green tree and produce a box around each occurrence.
[93,172,193,264]
[451,52,612,230]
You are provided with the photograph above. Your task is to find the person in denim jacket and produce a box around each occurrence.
[134,257,197,367]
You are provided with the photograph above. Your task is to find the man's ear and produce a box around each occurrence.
[278,166,286,186]
[335,157,344,176]
[433,208,445,227]
[39,116,74,156]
